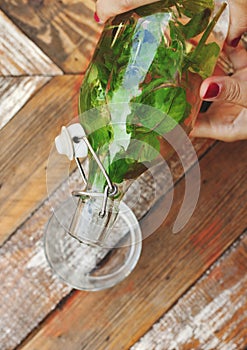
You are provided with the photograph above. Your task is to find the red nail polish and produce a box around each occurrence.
[94,12,100,23]
[203,83,220,99]
[230,37,241,48]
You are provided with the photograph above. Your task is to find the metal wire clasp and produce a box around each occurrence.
[55,123,118,218]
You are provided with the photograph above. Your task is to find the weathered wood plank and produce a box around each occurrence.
[0,0,101,73]
[15,140,247,350]
[0,136,213,350]
[0,175,74,350]
[132,233,247,350]
[0,77,50,128]
[0,9,62,76]
[0,74,83,244]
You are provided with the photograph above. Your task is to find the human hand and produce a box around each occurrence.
[190,0,247,141]
[190,41,247,141]
[94,0,247,142]
[94,0,157,23]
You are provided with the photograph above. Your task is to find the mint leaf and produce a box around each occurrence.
[130,87,191,134]
[108,124,160,183]
[149,39,184,81]
[188,42,220,79]
[79,107,113,151]
[109,157,147,183]
[169,21,186,49]
[78,1,226,190]
[134,0,175,16]
[133,38,184,100]
[128,128,160,161]
[178,8,211,39]
[179,0,214,17]
[88,126,113,151]
[143,87,191,133]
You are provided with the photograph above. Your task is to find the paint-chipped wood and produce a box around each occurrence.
[132,233,247,350]
[0,10,62,76]
[0,173,77,350]
[0,3,246,350]
[0,74,83,244]
[0,0,101,73]
[15,140,247,350]
[0,131,213,350]
[0,77,50,128]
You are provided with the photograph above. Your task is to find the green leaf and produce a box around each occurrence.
[150,39,184,80]
[133,38,184,101]
[169,21,186,49]
[79,106,114,151]
[108,124,160,183]
[179,0,214,17]
[188,42,220,79]
[106,22,138,100]
[178,8,211,39]
[110,155,151,183]
[78,0,226,190]
[79,64,107,112]
[88,126,113,151]
[128,129,160,162]
[134,0,175,16]
[131,87,191,134]
[183,3,226,78]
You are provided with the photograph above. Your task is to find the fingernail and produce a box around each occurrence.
[203,83,220,99]
[230,36,241,48]
[94,12,101,23]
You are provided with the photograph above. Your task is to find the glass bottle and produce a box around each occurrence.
[45,0,229,291]
[77,0,229,236]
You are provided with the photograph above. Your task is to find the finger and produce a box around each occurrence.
[189,111,224,140]
[190,105,247,141]
[95,0,157,23]
[199,72,247,108]
[227,0,247,47]
[223,43,247,71]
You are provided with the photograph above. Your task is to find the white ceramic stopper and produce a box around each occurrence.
[55,123,88,160]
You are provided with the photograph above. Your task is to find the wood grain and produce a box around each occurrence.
[1,5,246,350]
[0,136,213,350]
[0,77,50,128]
[0,9,62,76]
[0,74,83,244]
[0,0,101,73]
[132,233,247,350]
[15,140,246,350]
[0,174,74,350]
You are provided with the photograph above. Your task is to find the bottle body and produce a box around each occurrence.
[79,0,229,196]
[44,1,229,290]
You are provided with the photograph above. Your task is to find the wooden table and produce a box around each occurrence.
[0,2,246,349]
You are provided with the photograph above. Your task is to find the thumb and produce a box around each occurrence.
[227,0,247,47]
[200,75,247,108]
